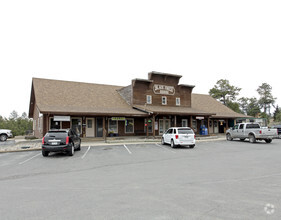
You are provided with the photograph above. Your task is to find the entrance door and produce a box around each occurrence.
[96,118,103,137]
[71,118,82,136]
[159,119,171,135]
[86,118,95,137]
[214,120,219,133]
[182,119,188,127]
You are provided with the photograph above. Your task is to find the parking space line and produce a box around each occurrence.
[155,144,176,153]
[81,146,91,159]
[19,153,41,165]
[123,145,132,154]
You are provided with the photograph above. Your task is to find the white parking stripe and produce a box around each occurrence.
[81,146,91,159]
[19,153,41,165]
[123,145,132,154]
[155,143,176,153]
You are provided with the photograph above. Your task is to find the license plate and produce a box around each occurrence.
[51,142,58,145]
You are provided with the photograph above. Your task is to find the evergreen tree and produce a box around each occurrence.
[209,79,241,106]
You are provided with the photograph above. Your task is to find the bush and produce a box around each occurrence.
[0,111,33,136]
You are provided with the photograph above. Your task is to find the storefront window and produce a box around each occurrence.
[144,118,153,133]
[50,118,61,129]
[108,119,118,134]
[125,119,134,133]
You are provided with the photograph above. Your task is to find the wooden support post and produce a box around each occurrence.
[103,117,106,141]
[174,115,177,127]
[146,118,149,137]
[207,117,210,135]
[152,115,155,138]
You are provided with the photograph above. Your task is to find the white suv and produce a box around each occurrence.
[161,127,196,148]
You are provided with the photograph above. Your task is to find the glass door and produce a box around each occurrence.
[96,118,103,137]
[71,118,82,135]
[159,119,170,135]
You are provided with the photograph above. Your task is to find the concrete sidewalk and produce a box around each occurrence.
[0,135,226,153]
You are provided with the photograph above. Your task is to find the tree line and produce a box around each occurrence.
[209,79,281,122]
[0,111,33,136]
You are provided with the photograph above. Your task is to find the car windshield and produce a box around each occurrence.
[45,131,67,138]
[178,129,193,134]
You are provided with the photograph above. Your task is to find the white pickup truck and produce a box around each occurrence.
[226,123,278,143]
[0,129,13,142]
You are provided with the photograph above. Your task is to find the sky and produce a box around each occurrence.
[1,0,281,118]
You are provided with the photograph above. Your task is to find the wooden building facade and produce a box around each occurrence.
[29,71,247,138]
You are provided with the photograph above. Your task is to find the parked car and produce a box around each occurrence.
[226,123,278,143]
[161,127,196,148]
[42,129,81,157]
[0,129,13,142]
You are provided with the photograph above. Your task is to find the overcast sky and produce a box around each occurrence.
[1,0,281,118]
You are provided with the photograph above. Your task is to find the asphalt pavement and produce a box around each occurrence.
[0,139,281,219]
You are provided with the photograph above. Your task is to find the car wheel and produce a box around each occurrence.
[170,139,175,148]
[249,134,256,143]
[265,139,272,143]
[76,140,81,151]
[226,133,233,141]
[68,143,74,156]
[42,150,49,157]
[189,145,195,148]
[0,134,7,142]
[161,138,165,145]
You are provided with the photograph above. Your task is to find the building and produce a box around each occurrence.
[29,71,248,138]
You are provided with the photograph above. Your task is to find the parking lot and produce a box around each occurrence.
[0,140,281,220]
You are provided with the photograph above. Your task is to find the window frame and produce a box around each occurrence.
[49,117,62,130]
[162,96,167,105]
[108,119,118,134]
[176,97,180,106]
[125,118,134,134]
[146,95,152,104]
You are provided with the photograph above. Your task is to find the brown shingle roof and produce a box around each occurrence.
[30,78,147,116]
[192,93,248,118]
[29,78,248,119]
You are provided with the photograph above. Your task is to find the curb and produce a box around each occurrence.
[0,137,225,153]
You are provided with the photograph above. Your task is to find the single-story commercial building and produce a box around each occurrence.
[29,71,248,138]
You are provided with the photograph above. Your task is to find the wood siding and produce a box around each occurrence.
[132,73,193,107]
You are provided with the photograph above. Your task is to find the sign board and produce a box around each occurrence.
[54,116,70,121]
[153,84,175,95]
[196,116,204,120]
[111,117,126,121]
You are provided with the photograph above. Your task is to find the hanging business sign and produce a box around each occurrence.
[54,116,70,121]
[111,117,126,121]
[196,116,204,120]
[153,84,175,95]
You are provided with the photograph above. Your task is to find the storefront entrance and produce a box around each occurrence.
[71,118,82,135]
[96,118,103,137]
[159,119,170,135]
[86,118,95,137]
